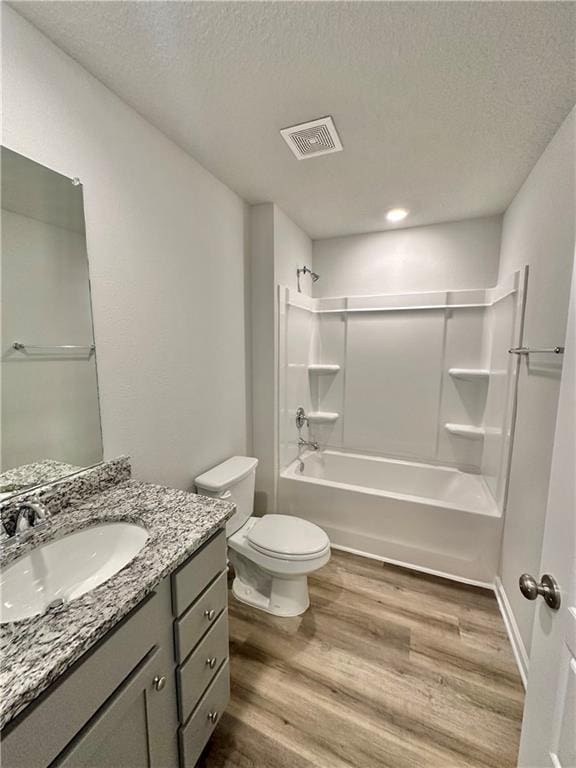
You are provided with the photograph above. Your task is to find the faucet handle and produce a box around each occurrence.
[295,407,308,430]
[15,496,52,533]
[15,507,33,533]
[32,495,52,520]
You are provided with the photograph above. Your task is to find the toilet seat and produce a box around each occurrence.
[247,515,330,561]
[228,516,330,574]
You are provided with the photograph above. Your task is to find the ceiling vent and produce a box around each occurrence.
[280,116,343,160]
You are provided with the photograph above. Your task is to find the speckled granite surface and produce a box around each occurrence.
[0,479,234,729]
[0,460,82,496]
[1,457,131,534]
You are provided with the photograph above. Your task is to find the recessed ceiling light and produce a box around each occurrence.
[386,207,409,223]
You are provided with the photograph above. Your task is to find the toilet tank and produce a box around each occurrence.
[194,456,258,537]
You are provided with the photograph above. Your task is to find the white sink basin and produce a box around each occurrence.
[0,522,149,623]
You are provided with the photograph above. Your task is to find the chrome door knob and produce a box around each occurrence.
[207,711,219,724]
[206,657,217,669]
[519,573,561,610]
[153,675,166,691]
[204,609,216,621]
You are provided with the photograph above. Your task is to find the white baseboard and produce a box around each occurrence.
[494,576,529,688]
[330,542,494,590]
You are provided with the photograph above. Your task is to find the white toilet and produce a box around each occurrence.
[195,456,330,617]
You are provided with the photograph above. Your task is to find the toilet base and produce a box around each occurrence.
[227,519,330,617]
[231,574,310,617]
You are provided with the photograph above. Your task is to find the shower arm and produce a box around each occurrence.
[296,266,319,293]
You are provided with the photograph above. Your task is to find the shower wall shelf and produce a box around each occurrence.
[444,423,485,440]
[448,368,489,381]
[307,364,341,374]
[307,411,340,424]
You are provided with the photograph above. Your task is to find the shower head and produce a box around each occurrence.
[296,265,320,292]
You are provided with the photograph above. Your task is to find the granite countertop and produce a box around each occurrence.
[0,460,82,500]
[0,479,234,729]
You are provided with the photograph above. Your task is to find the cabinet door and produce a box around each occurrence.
[52,646,178,768]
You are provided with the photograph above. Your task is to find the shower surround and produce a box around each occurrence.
[277,269,527,585]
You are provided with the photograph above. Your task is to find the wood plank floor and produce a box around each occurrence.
[199,550,524,768]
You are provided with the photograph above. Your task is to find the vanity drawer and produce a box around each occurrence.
[179,660,230,768]
[177,612,229,723]
[172,530,226,617]
[175,571,228,663]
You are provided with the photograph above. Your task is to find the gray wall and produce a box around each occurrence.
[498,106,576,663]
[250,204,276,514]
[312,215,502,296]
[3,7,250,490]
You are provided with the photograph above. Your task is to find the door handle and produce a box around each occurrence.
[519,573,561,610]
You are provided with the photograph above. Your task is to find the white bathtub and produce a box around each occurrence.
[278,450,502,586]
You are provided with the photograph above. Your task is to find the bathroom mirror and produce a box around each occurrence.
[0,147,103,500]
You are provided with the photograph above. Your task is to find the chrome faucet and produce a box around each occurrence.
[1,496,52,546]
[298,437,319,451]
[295,406,319,455]
[15,497,52,533]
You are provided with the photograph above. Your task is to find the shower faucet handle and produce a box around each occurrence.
[295,407,308,430]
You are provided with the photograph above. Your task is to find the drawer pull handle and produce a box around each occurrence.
[153,675,166,692]
[207,711,219,724]
[204,609,216,621]
[206,657,217,669]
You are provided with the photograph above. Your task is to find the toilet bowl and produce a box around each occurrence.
[195,456,330,617]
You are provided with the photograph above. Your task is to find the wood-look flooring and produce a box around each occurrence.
[199,550,524,768]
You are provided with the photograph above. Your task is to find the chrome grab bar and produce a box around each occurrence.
[509,346,564,355]
[12,341,95,353]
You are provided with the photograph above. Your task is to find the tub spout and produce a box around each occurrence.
[298,437,319,451]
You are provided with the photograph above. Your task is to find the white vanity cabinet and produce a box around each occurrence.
[1,529,229,768]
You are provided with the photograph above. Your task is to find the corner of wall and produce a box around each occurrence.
[249,203,277,513]
[243,201,253,456]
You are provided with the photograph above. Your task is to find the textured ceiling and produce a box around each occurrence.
[10,1,576,239]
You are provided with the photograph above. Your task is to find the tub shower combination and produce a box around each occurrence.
[280,449,501,585]
[277,270,528,586]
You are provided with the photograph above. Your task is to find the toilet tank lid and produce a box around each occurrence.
[195,456,258,492]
